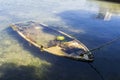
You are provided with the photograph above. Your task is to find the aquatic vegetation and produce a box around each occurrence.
[0,29,51,80]
[0,0,120,80]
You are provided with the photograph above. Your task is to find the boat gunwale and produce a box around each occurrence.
[10,21,94,62]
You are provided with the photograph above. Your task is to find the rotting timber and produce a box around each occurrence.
[10,21,94,62]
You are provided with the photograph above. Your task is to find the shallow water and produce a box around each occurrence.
[0,0,120,80]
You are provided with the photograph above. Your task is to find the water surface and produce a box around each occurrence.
[0,0,120,80]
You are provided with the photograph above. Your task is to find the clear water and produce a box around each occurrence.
[0,0,120,80]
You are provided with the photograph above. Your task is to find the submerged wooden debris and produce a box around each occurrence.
[10,21,94,62]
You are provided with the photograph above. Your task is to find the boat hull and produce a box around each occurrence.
[10,21,94,62]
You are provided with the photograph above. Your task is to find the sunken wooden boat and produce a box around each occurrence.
[10,21,94,62]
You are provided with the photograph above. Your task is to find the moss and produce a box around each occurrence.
[0,29,51,80]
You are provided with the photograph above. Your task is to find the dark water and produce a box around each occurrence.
[0,0,120,80]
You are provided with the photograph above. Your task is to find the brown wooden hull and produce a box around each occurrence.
[10,21,94,62]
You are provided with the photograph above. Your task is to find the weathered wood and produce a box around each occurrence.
[10,21,94,62]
